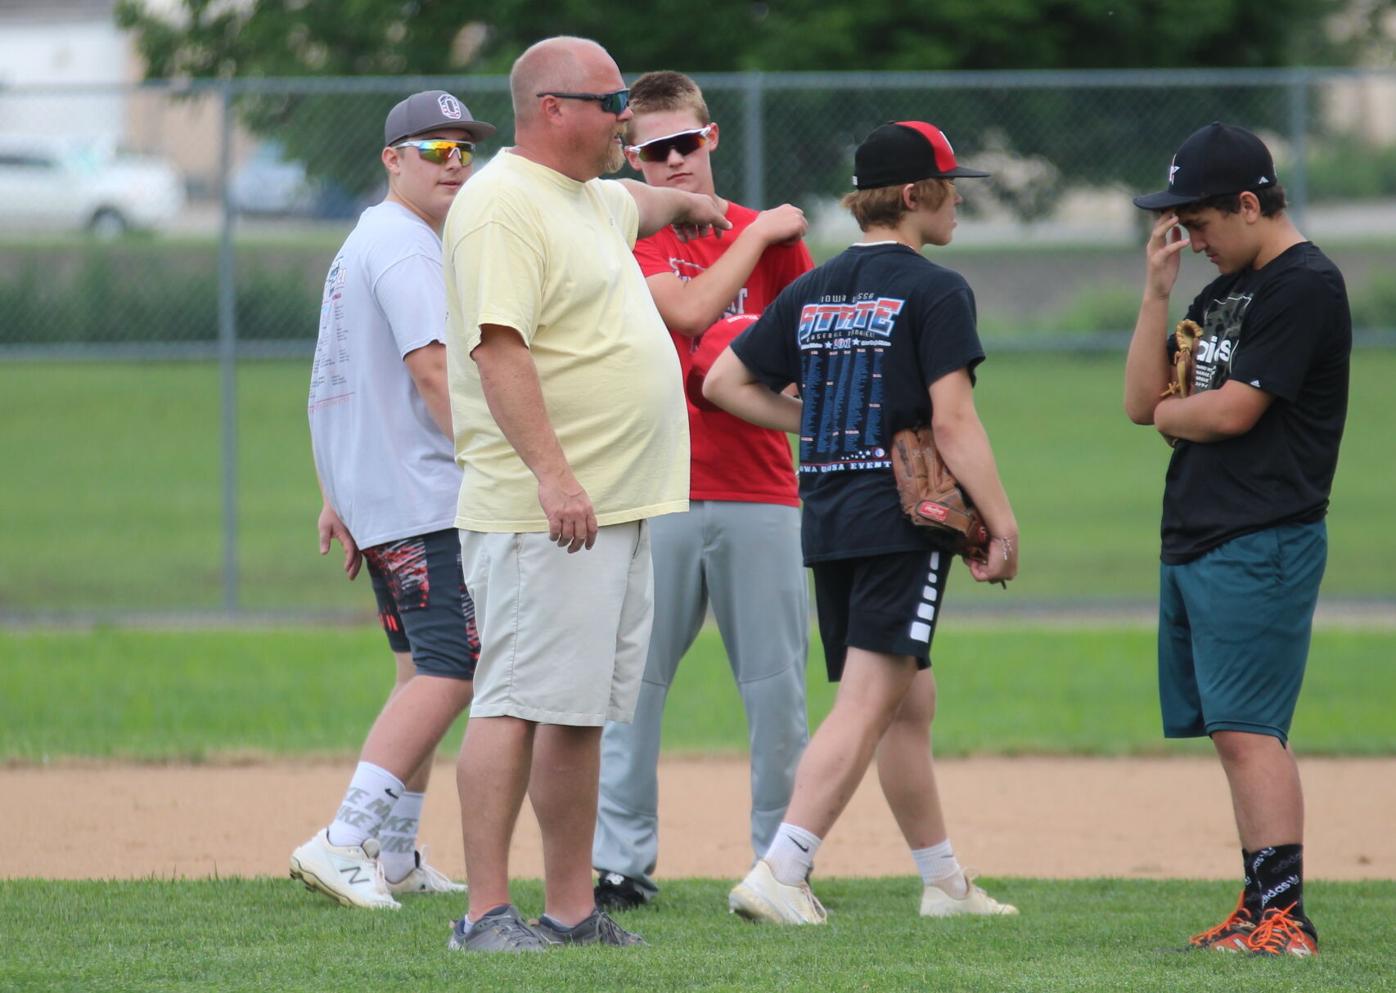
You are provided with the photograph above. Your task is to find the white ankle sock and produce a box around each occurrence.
[765,822,822,885]
[377,790,424,883]
[913,839,968,897]
[325,761,404,848]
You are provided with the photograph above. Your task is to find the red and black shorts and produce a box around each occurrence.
[811,548,952,682]
[363,528,479,681]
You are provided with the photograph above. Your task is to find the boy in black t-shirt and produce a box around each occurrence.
[704,121,1020,924]
[1126,123,1351,958]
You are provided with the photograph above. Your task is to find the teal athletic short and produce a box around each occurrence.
[1157,520,1327,744]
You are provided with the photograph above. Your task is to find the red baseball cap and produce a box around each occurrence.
[852,121,990,190]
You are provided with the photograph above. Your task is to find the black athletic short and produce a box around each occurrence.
[811,548,952,682]
[363,529,479,681]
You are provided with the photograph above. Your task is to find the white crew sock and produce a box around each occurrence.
[325,761,404,848]
[377,790,425,883]
[913,839,968,897]
[764,822,822,885]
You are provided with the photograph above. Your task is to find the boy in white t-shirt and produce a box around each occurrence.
[292,90,494,910]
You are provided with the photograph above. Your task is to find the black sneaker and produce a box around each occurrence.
[535,907,646,946]
[594,871,649,912]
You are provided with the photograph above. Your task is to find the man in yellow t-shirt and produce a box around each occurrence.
[441,35,729,953]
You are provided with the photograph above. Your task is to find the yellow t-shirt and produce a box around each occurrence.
[443,150,689,532]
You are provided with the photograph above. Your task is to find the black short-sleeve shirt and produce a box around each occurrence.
[732,243,985,563]
[1162,241,1351,562]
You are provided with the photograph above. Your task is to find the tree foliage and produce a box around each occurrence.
[115,0,1389,208]
[747,0,1362,72]
[117,0,1367,78]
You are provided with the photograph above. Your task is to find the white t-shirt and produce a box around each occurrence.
[442,150,689,532]
[308,201,461,549]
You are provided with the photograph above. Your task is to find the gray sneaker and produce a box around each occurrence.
[535,907,646,946]
[446,905,551,953]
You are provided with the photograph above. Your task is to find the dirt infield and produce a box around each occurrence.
[5,755,1392,882]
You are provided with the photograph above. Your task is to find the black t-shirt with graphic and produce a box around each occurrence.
[732,243,984,563]
[1162,241,1350,563]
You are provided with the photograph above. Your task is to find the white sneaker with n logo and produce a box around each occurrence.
[290,829,401,910]
[387,848,467,895]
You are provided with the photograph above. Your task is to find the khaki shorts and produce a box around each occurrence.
[459,521,653,725]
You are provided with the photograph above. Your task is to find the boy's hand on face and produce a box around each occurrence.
[750,203,808,246]
[1144,210,1189,300]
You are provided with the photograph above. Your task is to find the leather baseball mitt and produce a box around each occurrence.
[1161,318,1204,399]
[890,426,991,563]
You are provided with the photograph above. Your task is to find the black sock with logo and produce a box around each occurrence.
[1241,848,1263,918]
[1250,844,1310,929]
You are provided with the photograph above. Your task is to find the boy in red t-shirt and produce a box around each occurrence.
[592,71,814,911]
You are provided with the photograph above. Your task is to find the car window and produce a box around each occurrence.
[0,152,57,169]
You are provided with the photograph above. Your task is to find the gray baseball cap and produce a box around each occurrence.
[384,90,496,146]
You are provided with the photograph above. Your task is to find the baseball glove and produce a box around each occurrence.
[1161,318,1204,399]
[890,426,991,563]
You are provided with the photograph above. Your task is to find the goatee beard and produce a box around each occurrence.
[603,139,626,175]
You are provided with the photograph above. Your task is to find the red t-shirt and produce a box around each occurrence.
[633,202,813,506]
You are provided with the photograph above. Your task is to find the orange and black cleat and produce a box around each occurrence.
[1244,903,1318,958]
[1188,891,1255,952]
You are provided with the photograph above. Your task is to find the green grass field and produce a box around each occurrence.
[2,351,1393,614]
[4,625,1393,762]
[5,622,1393,989]
[5,342,1393,987]
[2,877,1393,993]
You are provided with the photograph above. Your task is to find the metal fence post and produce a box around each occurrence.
[1287,69,1311,228]
[217,81,240,614]
[743,71,765,208]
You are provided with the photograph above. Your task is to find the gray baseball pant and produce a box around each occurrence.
[593,500,809,899]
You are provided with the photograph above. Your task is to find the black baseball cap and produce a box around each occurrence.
[852,121,991,190]
[384,90,496,147]
[1133,122,1277,210]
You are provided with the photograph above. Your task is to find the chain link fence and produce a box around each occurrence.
[3,68,1394,617]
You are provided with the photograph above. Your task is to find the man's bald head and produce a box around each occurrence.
[511,36,611,125]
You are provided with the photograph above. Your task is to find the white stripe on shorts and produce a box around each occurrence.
[908,551,942,644]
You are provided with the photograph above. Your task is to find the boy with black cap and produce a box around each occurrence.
[294,90,494,910]
[1125,122,1351,957]
[704,121,1019,925]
